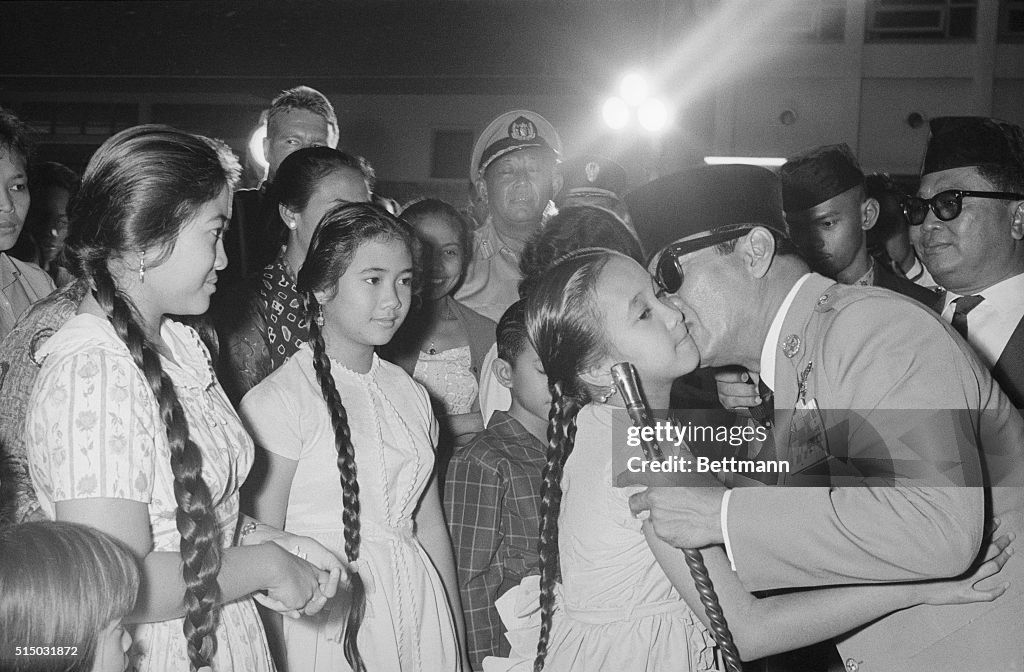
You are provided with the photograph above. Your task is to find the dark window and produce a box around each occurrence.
[1000,0,1024,41]
[866,0,977,40]
[431,129,475,180]
[12,101,138,137]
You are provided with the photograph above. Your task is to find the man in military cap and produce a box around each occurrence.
[555,154,636,234]
[779,143,940,309]
[626,164,1023,671]
[456,109,562,321]
[222,85,340,285]
[909,116,1024,408]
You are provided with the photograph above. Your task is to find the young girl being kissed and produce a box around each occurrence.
[241,202,466,671]
[484,248,1012,672]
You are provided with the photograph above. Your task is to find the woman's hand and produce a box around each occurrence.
[256,542,336,618]
[920,532,1014,606]
[267,531,346,594]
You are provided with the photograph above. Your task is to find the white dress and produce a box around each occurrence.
[483,403,716,672]
[240,346,460,672]
[26,313,274,672]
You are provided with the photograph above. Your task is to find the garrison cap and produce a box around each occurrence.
[779,143,864,213]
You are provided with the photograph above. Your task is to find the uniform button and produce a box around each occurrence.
[844,658,862,672]
[817,294,829,306]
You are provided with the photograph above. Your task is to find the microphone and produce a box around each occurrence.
[611,362,664,461]
[610,360,744,672]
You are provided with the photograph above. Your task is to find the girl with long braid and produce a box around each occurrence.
[25,125,343,672]
[242,202,465,671]
[484,249,1013,672]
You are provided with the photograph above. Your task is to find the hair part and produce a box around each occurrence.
[296,201,419,302]
[67,124,229,670]
[0,521,140,672]
[272,147,374,216]
[524,249,613,671]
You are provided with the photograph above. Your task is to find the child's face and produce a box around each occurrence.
[414,214,464,300]
[508,344,550,421]
[91,619,132,672]
[318,237,414,362]
[594,255,699,387]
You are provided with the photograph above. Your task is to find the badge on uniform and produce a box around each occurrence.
[788,398,829,478]
[785,360,829,481]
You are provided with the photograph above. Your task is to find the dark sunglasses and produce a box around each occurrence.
[654,227,751,294]
[902,189,1024,226]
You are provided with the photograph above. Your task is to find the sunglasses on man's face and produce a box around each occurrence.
[902,189,1024,226]
[654,227,751,294]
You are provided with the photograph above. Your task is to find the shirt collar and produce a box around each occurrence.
[489,410,547,454]
[852,257,875,286]
[942,271,1024,313]
[474,216,532,260]
[759,273,813,391]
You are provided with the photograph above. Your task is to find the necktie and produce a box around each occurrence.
[748,378,775,428]
[951,295,984,340]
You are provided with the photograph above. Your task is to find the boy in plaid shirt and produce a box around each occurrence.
[444,300,549,670]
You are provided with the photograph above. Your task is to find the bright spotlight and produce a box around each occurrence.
[248,121,269,175]
[603,97,631,130]
[637,98,670,132]
[620,73,649,106]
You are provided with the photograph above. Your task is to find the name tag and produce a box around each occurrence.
[786,398,830,479]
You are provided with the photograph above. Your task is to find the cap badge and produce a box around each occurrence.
[508,116,538,141]
[781,334,801,359]
[585,161,601,183]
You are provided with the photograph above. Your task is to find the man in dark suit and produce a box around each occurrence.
[626,164,1023,672]
[779,143,940,310]
[221,85,339,286]
[909,116,1024,409]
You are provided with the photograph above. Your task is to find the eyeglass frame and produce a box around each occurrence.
[654,225,754,294]
[902,189,1024,227]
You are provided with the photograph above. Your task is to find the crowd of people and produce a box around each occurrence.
[0,83,1022,672]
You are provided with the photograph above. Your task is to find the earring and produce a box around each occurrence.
[285,219,297,231]
[138,251,146,284]
[599,387,615,404]
[314,305,325,327]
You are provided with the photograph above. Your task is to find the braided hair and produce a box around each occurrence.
[64,125,234,670]
[295,201,418,672]
[524,248,614,671]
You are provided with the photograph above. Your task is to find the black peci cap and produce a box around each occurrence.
[624,164,788,262]
[779,143,864,213]
[922,116,1024,176]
